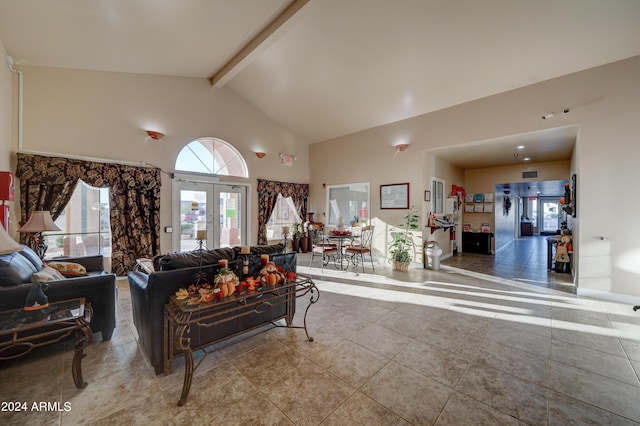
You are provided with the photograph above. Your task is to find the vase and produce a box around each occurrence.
[300,236,309,253]
[393,261,410,272]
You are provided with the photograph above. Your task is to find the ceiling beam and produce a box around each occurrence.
[208,0,310,88]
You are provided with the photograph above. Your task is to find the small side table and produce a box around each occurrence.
[0,298,93,389]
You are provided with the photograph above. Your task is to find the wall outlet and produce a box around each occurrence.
[165,226,173,233]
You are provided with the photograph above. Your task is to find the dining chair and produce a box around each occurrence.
[309,224,338,271]
[343,222,364,249]
[345,225,374,272]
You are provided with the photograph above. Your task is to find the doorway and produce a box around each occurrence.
[540,197,562,235]
[173,180,248,251]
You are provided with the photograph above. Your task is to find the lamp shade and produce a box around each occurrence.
[18,211,61,233]
[0,223,22,254]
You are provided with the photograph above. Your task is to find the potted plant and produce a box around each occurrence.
[388,206,420,271]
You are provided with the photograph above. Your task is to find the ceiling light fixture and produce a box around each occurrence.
[255,152,266,159]
[541,113,554,120]
[517,145,525,149]
[523,157,532,161]
[146,130,164,140]
[395,143,409,152]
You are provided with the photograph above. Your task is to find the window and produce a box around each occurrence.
[327,182,370,226]
[432,178,445,215]
[43,180,111,259]
[266,194,302,240]
[175,137,248,178]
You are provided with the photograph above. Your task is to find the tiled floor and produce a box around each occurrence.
[2,239,640,425]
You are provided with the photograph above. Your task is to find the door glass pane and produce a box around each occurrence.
[542,200,560,233]
[180,189,207,252]
[217,189,242,248]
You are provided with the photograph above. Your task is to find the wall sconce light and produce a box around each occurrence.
[255,152,266,159]
[395,143,410,152]
[146,130,164,140]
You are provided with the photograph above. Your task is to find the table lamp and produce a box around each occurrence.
[0,221,22,254]
[18,210,61,259]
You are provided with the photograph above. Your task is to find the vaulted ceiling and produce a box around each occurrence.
[1,0,639,175]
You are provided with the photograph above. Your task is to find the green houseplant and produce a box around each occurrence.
[388,206,420,271]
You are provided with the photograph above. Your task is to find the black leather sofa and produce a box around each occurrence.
[0,245,117,340]
[128,244,297,375]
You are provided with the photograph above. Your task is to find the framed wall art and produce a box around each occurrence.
[380,183,409,209]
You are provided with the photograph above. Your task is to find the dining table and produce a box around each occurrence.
[328,231,354,270]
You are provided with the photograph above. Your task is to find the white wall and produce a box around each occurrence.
[7,66,311,251]
[310,56,640,298]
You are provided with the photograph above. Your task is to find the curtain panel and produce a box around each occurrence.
[256,179,309,245]
[16,153,161,275]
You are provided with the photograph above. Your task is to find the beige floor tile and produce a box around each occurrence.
[394,339,471,388]
[550,361,640,422]
[415,324,483,359]
[321,391,410,426]
[485,322,551,358]
[456,362,549,425]
[474,340,550,386]
[361,361,453,425]
[551,339,639,386]
[262,362,355,426]
[348,323,413,359]
[311,339,388,388]
[548,391,639,426]
[435,391,523,425]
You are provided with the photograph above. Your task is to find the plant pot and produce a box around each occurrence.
[393,260,410,272]
[291,237,299,253]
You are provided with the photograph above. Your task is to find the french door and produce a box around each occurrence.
[173,180,248,252]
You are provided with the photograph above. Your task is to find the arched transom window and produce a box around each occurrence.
[175,137,248,177]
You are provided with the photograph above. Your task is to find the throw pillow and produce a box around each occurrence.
[32,265,66,283]
[46,261,88,277]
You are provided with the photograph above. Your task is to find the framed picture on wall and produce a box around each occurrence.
[465,193,474,203]
[474,203,484,212]
[484,193,494,203]
[474,193,484,203]
[465,204,474,213]
[380,183,409,209]
[484,203,493,213]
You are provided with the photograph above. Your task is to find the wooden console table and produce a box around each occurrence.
[0,298,92,389]
[164,274,319,406]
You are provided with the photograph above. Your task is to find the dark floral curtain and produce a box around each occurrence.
[256,179,309,245]
[16,153,161,275]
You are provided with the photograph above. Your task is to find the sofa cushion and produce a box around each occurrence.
[0,252,40,286]
[18,245,44,270]
[233,243,285,255]
[32,266,66,283]
[46,261,88,277]
[158,247,236,270]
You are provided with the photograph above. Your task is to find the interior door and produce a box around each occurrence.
[173,181,247,251]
